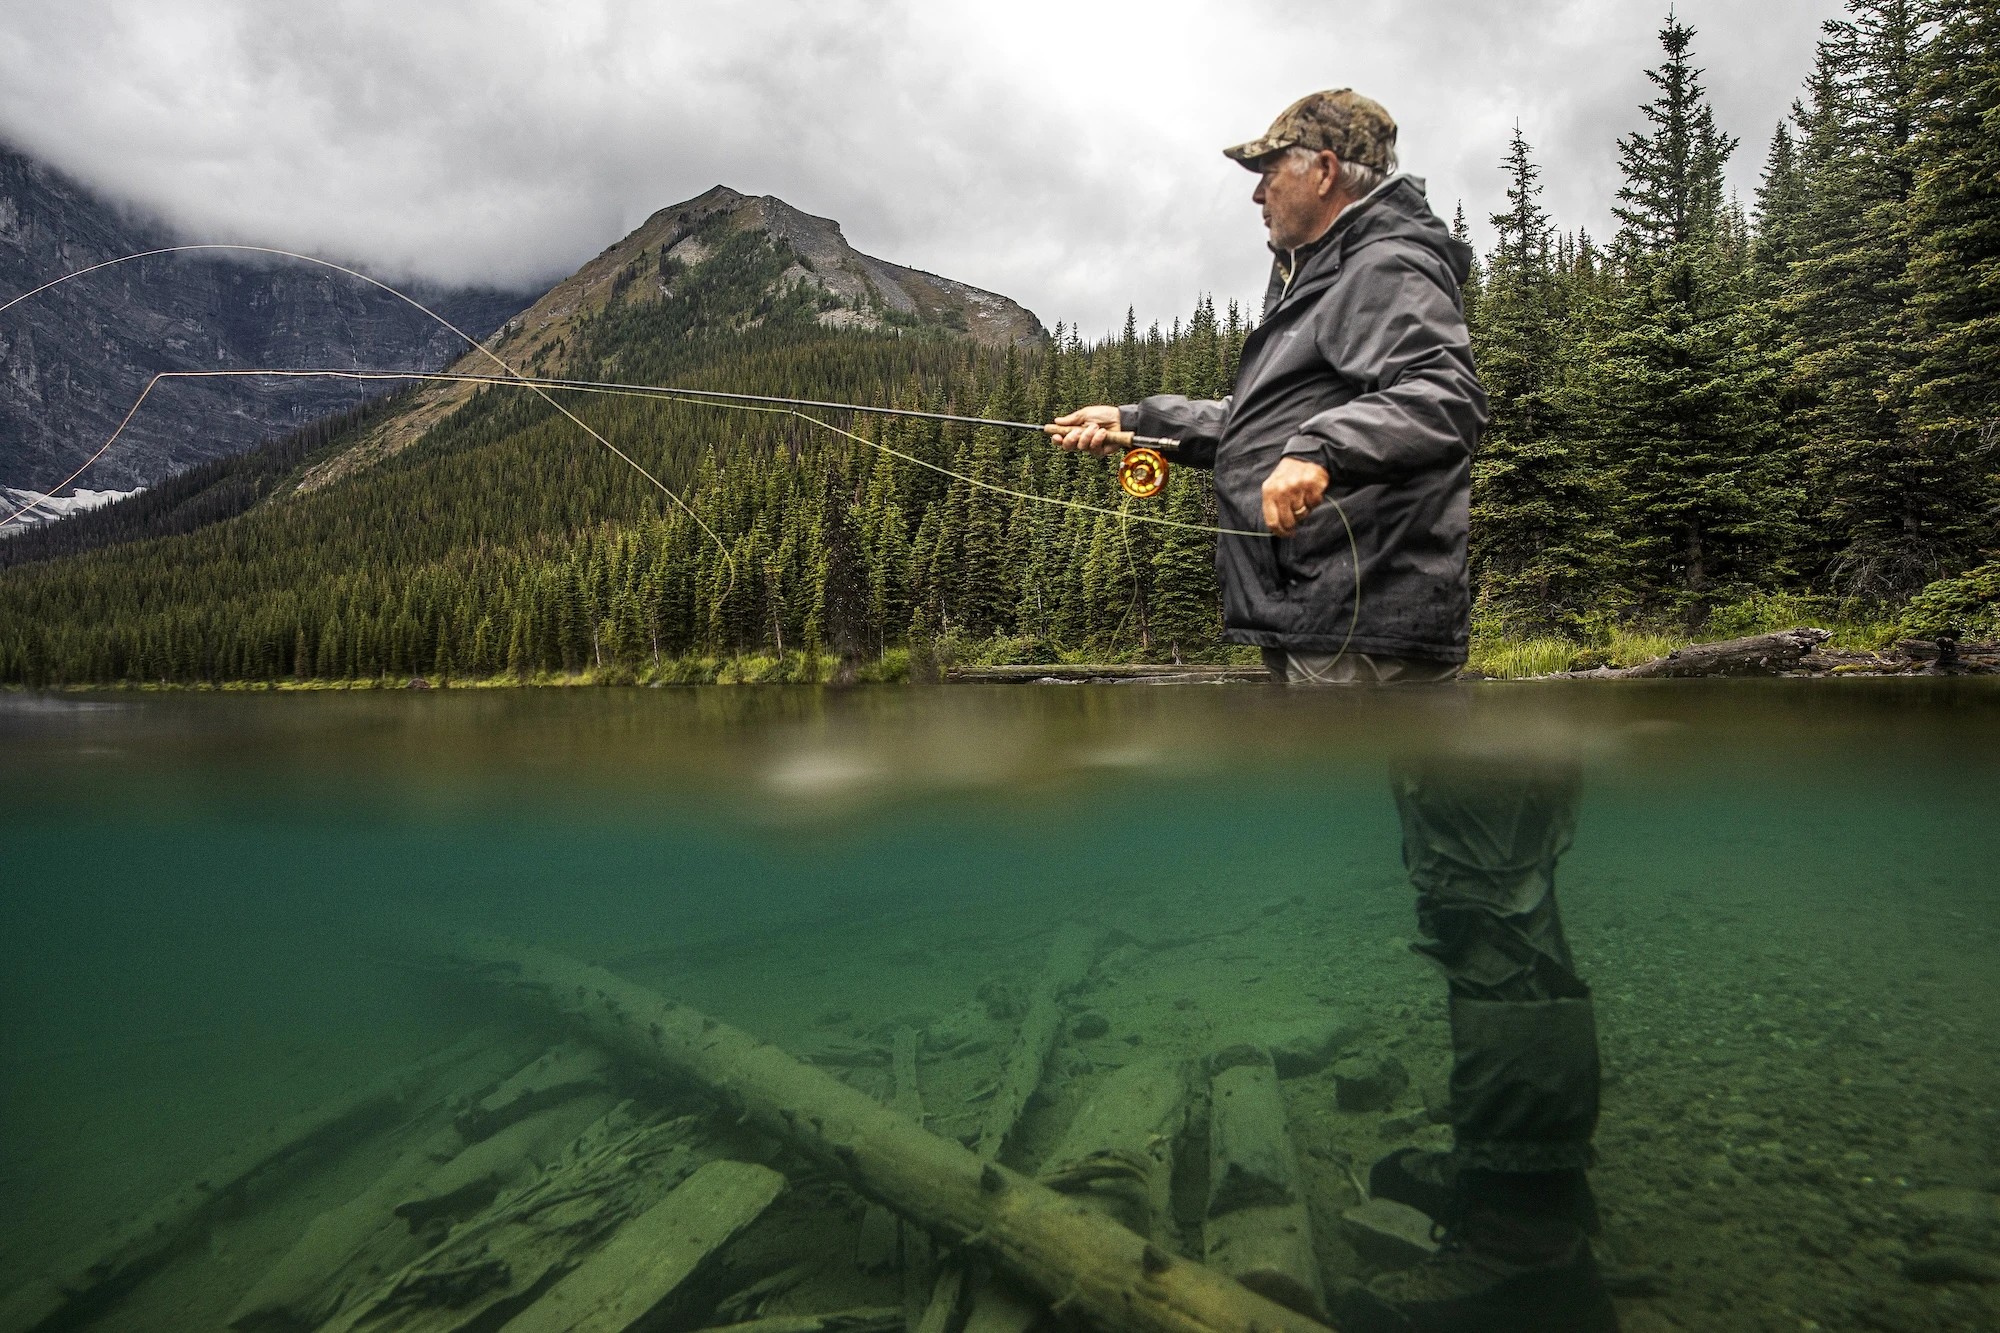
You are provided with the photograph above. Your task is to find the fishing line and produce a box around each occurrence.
[0,245,734,584]
[2,366,1276,540]
[3,249,1360,659]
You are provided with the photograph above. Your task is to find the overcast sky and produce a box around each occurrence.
[2,0,1844,339]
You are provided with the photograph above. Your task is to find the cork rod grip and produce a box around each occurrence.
[1040,424,1137,447]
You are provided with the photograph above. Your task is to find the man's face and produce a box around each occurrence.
[1252,148,1340,250]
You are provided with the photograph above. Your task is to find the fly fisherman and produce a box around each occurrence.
[1049,92,1616,1333]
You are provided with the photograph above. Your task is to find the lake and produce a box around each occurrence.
[2,681,1996,1332]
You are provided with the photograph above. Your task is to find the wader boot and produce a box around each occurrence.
[1333,1168,1617,1333]
[1337,759,1616,1332]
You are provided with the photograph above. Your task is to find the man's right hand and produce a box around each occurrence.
[1046,405,1121,457]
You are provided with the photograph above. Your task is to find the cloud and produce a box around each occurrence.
[1,0,1842,337]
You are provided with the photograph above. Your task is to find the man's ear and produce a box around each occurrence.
[1320,152,1342,199]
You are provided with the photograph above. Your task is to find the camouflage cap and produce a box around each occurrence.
[1223,89,1398,173]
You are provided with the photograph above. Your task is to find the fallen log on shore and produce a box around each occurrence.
[429,930,1338,1333]
[946,665,1267,685]
[1567,627,1831,679]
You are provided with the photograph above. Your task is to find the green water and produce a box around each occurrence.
[3,682,1997,1331]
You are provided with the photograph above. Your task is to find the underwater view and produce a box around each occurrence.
[2,681,1996,1333]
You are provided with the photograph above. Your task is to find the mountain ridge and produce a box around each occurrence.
[293,185,1047,495]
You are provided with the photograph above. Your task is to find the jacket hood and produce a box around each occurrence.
[1290,174,1474,292]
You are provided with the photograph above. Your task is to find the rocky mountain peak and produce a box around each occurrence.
[493,185,1044,355]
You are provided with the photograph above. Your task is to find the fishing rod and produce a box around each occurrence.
[474,373,1184,499]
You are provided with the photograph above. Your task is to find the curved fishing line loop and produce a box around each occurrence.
[1111,498,1141,645]
[0,245,735,592]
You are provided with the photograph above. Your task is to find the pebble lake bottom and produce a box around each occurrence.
[0,682,1994,1333]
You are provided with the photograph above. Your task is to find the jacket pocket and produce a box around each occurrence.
[1273,499,1354,586]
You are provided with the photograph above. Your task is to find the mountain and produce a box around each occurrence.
[0,142,544,493]
[0,177,1240,687]
[297,185,1045,492]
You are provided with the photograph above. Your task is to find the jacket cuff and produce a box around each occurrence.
[1281,434,1334,472]
[1119,404,1142,433]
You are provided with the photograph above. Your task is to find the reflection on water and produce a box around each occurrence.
[1,682,1996,1331]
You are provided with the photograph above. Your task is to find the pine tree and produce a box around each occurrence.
[1783,0,1939,598]
[1613,14,1738,254]
[1595,13,1794,619]
[1149,471,1219,660]
[818,464,869,681]
[1469,127,1602,621]
[1891,0,2000,567]
[1452,202,1484,324]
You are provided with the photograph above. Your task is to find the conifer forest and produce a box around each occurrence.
[2,0,1996,686]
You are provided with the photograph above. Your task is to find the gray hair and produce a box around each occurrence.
[1284,143,1395,198]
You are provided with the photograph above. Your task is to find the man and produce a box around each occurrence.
[1049,89,1480,684]
[1050,92,1616,1333]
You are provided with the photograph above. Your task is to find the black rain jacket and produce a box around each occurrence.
[1120,176,1485,662]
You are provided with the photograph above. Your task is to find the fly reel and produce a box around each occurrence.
[1118,447,1168,499]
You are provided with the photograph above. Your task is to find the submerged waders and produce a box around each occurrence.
[1333,759,1619,1333]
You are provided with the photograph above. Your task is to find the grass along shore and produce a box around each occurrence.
[12,613,1936,691]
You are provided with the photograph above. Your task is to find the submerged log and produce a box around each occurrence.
[454,1041,614,1142]
[0,1030,514,1333]
[501,1158,785,1333]
[1202,1052,1325,1320]
[1579,627,1832,679]
[228,1122,464,1331]
[433,931,1335,1333]
[701,1310,906,1333]
[943,926,1107,1333]
[918,928,1102,1333]
[1039,1060,1188,1240]
[977,923,1102,1161]
[318,1108,709,1333]
[231,1040,616,1332]
[392,1093,618,1229]
[858,1027,927,1275]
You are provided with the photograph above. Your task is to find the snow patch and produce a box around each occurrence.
[1,485,143,535]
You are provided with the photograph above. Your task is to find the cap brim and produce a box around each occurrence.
[1223,136,1293,166]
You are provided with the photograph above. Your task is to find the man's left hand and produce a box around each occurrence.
[1262,457,1331,536]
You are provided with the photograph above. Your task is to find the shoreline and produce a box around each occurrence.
[3,629,1992,692]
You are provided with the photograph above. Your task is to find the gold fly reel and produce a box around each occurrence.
[1117,447,1168,499]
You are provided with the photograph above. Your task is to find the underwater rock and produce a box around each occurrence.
[1899,1187,2000,1228]
[977,978,1025,1021]
[1249,1013,1362,1078]
[1332,1054,1409,1112]
[1070,1010,1111,1040]
[1092,943,1145,979]
[1376,1110,1432,1139]
[1903,1249,2000,1284]
[1339,1199,1439,1270]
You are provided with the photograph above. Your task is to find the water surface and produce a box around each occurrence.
[3,682,1996,1331]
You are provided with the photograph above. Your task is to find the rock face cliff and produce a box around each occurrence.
[0,143,543,493]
